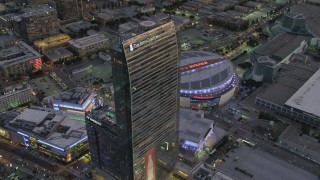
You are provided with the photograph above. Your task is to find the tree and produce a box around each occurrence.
[189,15,195,19]
[102,3,107,9]
[301,125,310,135]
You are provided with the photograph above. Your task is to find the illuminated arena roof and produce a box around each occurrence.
[180,51,238,98]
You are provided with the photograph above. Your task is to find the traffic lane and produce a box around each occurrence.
[0,141,58,171]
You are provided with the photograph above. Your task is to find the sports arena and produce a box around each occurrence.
[180,51,238,109]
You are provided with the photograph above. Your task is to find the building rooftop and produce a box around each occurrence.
[65,21,95,33]
[257,62,318,105]
[0,41,41,67]
[88,106,116,126]
[53,87,94,105]
[20,4,56,18]
[68,33,108,48]
[8,107,87,149]
[0,13,18,21]
[43,47,73,60]
[119,13,171,42]
[192,162,234,180]
[217,145,318,180]
[179,108,214,143]
[254,33,310,62]
[291,3,320,37]
[34,34,71,49]
[180,51,235,90]
[12,108,49,126]
[285,68,320,117]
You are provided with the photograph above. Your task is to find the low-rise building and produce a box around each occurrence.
[0,35,19,48]
[46,87,95,114]
[5,107,88,162]
[34,34,71,53]
[0,13,18,30]
[43,47,74,63]
[0,84,35,112]
[68,33,109,56]
[0,41,42,77]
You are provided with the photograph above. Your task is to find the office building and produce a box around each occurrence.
[180,51,238,109]
[5,108,88,162]
[68,33,109,56]
[0,41,42,77]
[34,34,71,53]
[56,0,80,24]
[86,20,179,179]
[0,84,35,112]
[12,4,59,43]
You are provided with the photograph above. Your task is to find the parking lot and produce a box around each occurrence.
[29,75,62,97]
[177,29,207,51]
[63,58,112,87]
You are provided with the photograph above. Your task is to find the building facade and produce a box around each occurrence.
[13,4,59,43]
[68,33,109,56]
[0,41,42,77]
[86,20,180,179]
[0,84,34,112]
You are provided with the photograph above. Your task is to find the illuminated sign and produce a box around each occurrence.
[129,35,160,52]
[86,116,102,126]
[69,117,85,122]
[192,96,215,100]
[29,58,42,70]
[180,58,226,72]
[145,148,156,180]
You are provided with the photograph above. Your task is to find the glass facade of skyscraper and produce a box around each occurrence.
[86,21,180,179]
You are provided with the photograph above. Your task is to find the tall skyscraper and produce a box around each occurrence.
[86,20,180,179]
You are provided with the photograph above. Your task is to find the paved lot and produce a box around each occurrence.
[218,145,318,180]
[177,29,207,51]
[29,75,62,97]
[231,128,320,176]
[64,58,112,87]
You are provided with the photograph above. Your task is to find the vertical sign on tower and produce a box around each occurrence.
[145,147,156,180]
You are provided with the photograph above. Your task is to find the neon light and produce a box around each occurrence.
[180,58,226,72]
[17,131,29,137]
[180,73,236,94]
[38,140,65,151]
[70,136,88,148]
[192,96,215,100]
[69,117,85,122]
